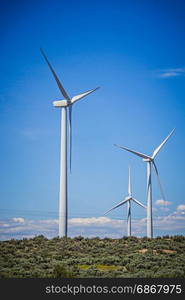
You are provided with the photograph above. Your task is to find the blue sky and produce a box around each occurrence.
[0,0,185,239]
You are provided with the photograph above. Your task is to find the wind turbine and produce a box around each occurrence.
[104,167,146,237]
[41,49,99,237]
[114,128,175,238]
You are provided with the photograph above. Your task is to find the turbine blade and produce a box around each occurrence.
[132,198,147,209]
[71,87,99,104]
[104,197,130,215]
[114,144,151,160]
[152,128,175,159]
[152,161,165,200]
[40,48,70,100]
[127,201,131,218]
[146,164,151,198]
[128,166,132,196]
[68,105,72,173]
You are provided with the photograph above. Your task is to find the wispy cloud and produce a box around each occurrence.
[160,207,170,212]
[154,211,185,232]
[155,199,171,206]
[12,217,25,223]
[69,217,122,227]
[177,204,185,211]
[0,211,185,240]
[157,67,185,78]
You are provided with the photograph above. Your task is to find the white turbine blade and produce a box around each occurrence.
[152,128,175,159]
[104,197,131,215]
[152,161,165,200]
[114,144,151,160]
[40,48,70,100]
[146,166,151,198]
[127,202,131,218]
[71,87,99,104]
[128,166,132,196]
[68,105,72,173]
[132,198,147,209]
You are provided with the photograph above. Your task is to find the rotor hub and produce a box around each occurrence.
[143,158,152,162]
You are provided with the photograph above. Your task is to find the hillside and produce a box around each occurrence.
[0,235,185,278]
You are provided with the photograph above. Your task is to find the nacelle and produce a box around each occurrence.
[53,100,69,107]
[143,158,152,162]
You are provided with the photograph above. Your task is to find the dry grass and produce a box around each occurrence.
[138,249,148,254]
[76,264,123,271]
[138,248,177,255]
[162,249,177,254]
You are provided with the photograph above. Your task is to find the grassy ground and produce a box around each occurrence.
[0,235,185,278]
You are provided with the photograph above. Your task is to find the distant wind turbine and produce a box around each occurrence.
[104,167,146,237]
[41,49,99,237]
[114,128,175,238]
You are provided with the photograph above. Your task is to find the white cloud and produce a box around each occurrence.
[159,72,179,78]
[157,67,185,78]
[154,211,185,231]
[155,200,171,206]
[0,212,185,241]
[69,217,122,227]
[12,217,25,223]
[0,223,10,228]
[177,204,185,211]
[139,218,147,224]
[160,207,170,212]
[38,219,58,224]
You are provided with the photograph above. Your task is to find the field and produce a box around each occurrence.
[0,235,185,278]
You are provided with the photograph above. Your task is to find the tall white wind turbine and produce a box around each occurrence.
[41,49,99,237]
[104,167,146,237]
[114,128,175,238]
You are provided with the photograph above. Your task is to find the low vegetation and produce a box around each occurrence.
[0,235,185,278]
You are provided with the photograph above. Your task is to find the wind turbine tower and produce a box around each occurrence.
[105,167,146,237]
[115,129,175,238]
[41,49,99,237]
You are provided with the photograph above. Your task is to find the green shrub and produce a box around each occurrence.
[0,236,185,278]
[52,264,75,278]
